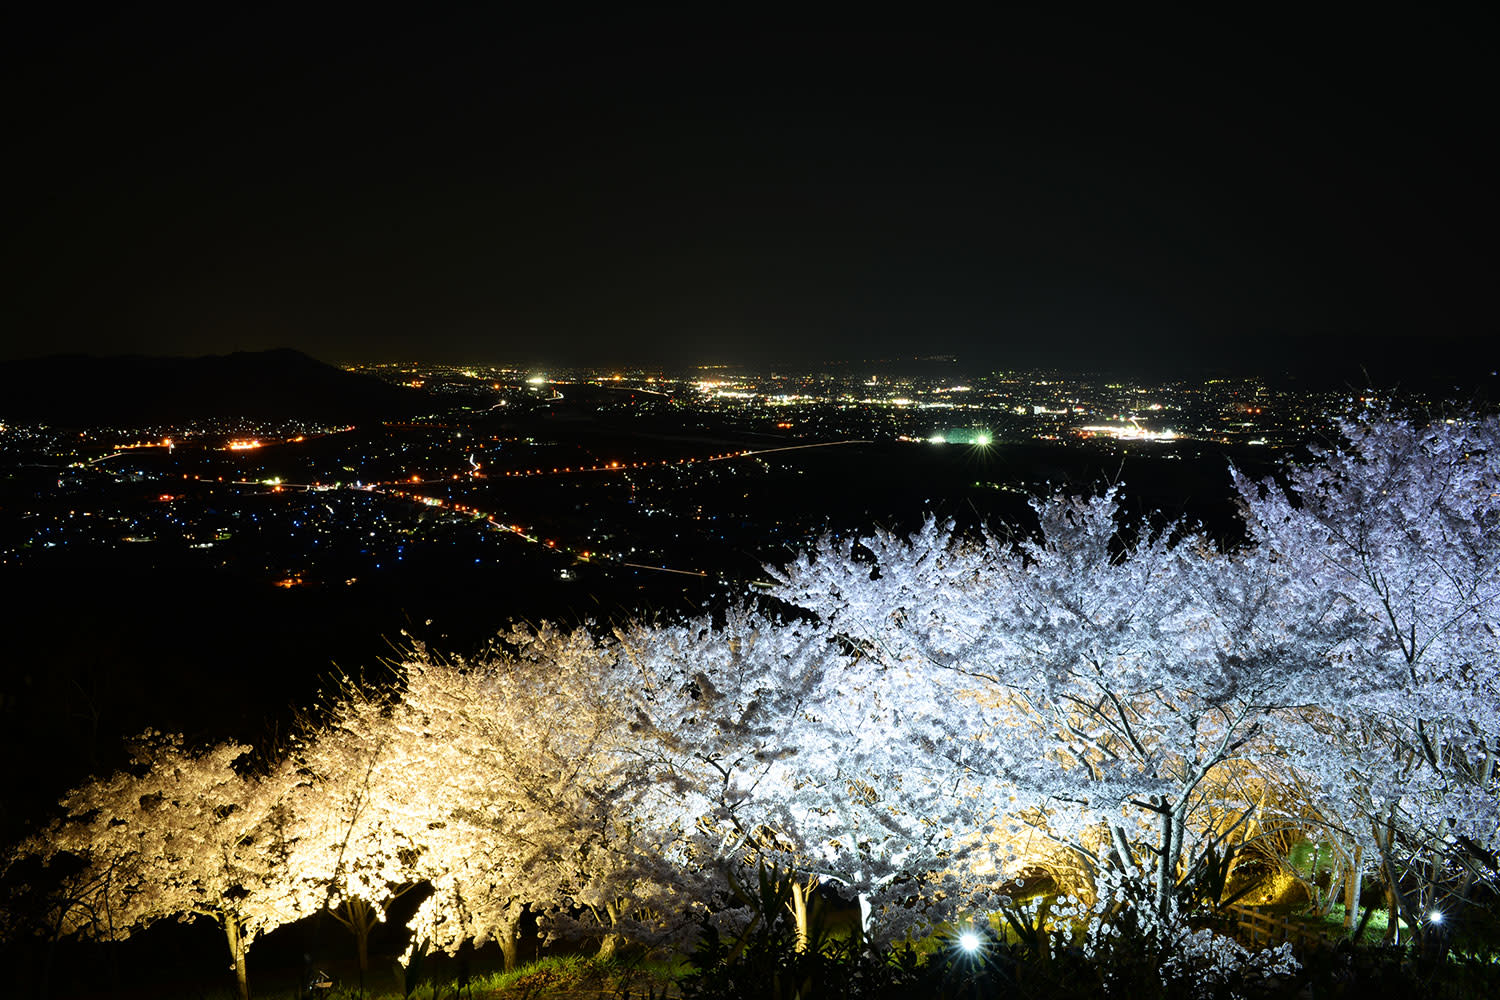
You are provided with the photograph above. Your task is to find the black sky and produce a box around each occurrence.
[3,10,1495,378]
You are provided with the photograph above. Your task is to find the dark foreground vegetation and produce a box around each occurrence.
[7,903,1500,1000]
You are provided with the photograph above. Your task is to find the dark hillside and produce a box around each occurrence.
[0,349,430,424]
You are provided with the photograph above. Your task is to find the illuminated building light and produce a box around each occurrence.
[1078,423,1178,441]
[932,428,994,445]
[226,439,262,451]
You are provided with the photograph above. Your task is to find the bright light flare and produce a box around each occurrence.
[958,930,981,954]
[1429,910,1444,925]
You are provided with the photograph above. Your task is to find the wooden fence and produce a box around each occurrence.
[1224,904,1332,949]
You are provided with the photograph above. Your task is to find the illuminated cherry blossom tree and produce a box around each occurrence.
[772,488,1360,917]
[607,608,1008,945]
[354,609,1013,955]
[26,733,301,1000]
[1235,414,1500,946]
[287,680,425,982]
[373,628,670,971]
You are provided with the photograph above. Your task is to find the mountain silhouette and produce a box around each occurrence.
[0,349,428,424]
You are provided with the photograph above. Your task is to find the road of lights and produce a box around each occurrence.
[380,487,716,580]
[365,442,872,580]
[368,439,869,487]
[486,451,745,479]
[105,438,873,585]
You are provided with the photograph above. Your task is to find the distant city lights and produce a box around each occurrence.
[4,362,1331,588]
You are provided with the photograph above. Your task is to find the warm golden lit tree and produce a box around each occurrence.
[25,734,302,1000]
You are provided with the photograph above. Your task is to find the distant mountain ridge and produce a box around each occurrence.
[0,349,429,424]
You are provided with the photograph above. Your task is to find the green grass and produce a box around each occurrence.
[464,952,684,996]
[175,953,686,999]
[1299,902,1410,944]
[463,952,596,993]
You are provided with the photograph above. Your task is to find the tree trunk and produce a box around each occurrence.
[333,896,380,996]
[356,927,370,990]
[1344,844,1363,932]
[496,901,524,972]
[350,897,372,976]
[1421,844,1448,958]
[787,878,815,952]
[1373,812,1416,944]
[224,917,250,1000]
[1109,824,1134,875]
[1154,800,1174,917]
[498,931,519,972]
[1170,806,1186,901]
[597,901,623,961]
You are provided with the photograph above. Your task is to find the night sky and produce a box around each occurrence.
[3,10,1495,377]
